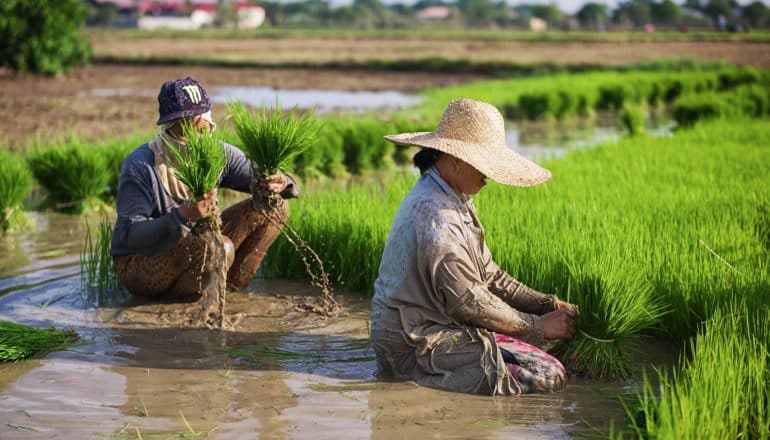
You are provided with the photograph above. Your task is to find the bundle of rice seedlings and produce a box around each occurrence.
[164,123,226,206]
[26,142,110,213]
[0,149,32,233]
[0,321,78,362]
[80,217,122,307]
[226,101,318,209]
[164,122,228,328]
[621,104,646,136]
[226,101,338,315]
[558,260,668,380]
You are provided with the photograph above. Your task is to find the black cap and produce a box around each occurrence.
[157,77,212,125]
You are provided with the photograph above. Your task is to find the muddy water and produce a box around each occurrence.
[0,213,665,439]
[78,87,423,114]
[507,113,674,160]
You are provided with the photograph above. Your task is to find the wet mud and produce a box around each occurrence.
[0,212,676,438]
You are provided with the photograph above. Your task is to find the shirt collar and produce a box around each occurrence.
[426,167,471,207]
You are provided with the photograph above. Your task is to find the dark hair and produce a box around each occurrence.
[413,148,442,175]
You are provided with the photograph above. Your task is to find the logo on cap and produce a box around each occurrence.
[182,85,202,104]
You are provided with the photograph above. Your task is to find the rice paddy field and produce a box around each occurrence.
[1,39,769,438]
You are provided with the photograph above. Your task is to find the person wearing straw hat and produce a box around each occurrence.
[371,98,579,395]
[111,77,300,299]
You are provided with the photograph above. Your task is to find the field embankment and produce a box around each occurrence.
[89,29,770,69]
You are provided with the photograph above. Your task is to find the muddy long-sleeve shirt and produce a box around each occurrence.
[370,168,557,394]
[111,142,298,257]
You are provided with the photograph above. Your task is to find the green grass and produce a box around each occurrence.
[164,123,226,201]
[80,217,121,306]
[226,101,319,178]
[625,304,770,439]
[0,148,32,233]
[265,118,769,379]
[0,321,78,362]
[25,141,111,213]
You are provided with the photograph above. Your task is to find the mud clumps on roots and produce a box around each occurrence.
[191,218,228,329]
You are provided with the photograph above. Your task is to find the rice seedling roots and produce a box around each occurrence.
[190,218,229,330]
[253,185,342,317]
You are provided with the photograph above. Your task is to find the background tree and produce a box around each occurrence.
[352,0,390,28]
[531,3,564,26]
[704,0,738,22]
[576,2,609,28]
[651,0,681,26]
[741,1,769,28]
[0,0,91,75]
[458,0,499,26]
[613,0,652,27]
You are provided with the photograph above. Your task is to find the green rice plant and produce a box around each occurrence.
[265,118,770,380]
[621,103,646,136]
[0,321,78,362]
[626,305,770,439]
[672,93,731,127]
[80,217,122,306]
[226,101,318,178]
[517,92,559,120]
[0,148,32,233]
[102,138,139,199]
[558,259,667,379]
[26,142,110,213]
[315,122,349,179]
[596,84,630,111]
[718,67,761,91]
[164,122,226,201]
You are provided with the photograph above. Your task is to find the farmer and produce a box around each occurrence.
[371,98,579,396]
[111,77,299,299]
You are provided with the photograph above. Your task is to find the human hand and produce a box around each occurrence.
[263,172,289,195]
[541,309,577,341]
[554,298,579,317]
[179,189,219,221]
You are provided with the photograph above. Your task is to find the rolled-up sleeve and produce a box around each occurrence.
[417,228,545,347]
[481,242,556,315]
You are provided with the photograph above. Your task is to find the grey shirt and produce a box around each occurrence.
[111,142,298,257]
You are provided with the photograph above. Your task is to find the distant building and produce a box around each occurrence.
[529,17,548,31]
[416,6,452,21]
[89,0,265,30]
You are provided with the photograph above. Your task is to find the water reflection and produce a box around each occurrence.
[78,87,423,114]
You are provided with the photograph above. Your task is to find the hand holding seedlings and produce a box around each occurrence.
[542,309,578,341]
[249,173,289,197]
[178,189,219,222]
[554,298,580,317]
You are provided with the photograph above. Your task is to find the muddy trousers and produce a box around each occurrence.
[114,198,288,298]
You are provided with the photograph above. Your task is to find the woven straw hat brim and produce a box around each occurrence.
[385,131,551,187]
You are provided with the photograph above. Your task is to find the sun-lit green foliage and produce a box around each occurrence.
[0,0,91,74]
[0,148,32,233]
[227,101,319,178]
[626,305,770,439]
[80,217,122,307]
[26,142,111,213]
[164,122,226,201]
[265,118,770,381]
[621,103,646,136]
[0,321,78,362]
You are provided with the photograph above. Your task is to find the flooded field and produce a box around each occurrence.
[0,211,657,439]
[0,64,480,149]
[79,86,423,114]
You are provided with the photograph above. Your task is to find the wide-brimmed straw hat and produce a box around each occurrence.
[384,98,551,187]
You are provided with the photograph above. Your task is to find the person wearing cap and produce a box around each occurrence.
[111,77,299,299]
[371,98,579,396]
